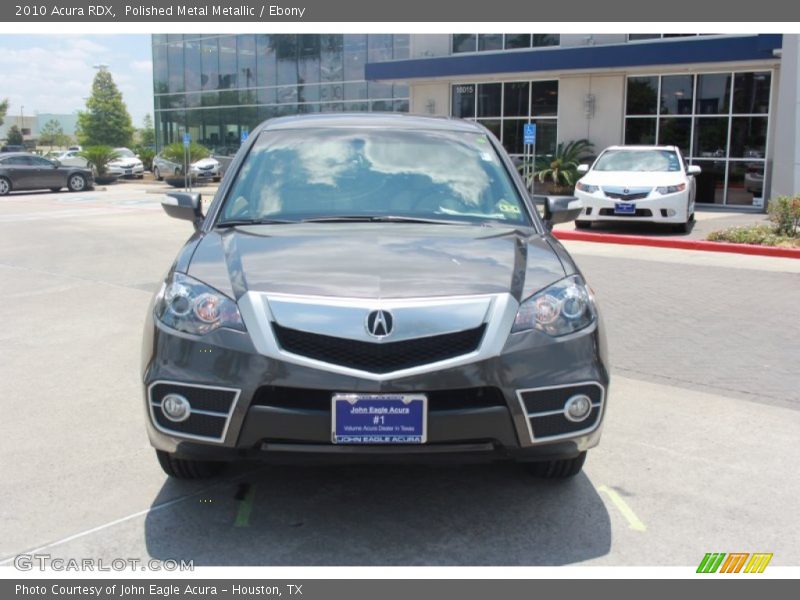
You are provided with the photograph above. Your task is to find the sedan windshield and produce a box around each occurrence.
[593,149,681,172]
[218,128,530,226]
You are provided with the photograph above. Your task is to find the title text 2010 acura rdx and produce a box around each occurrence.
[141,114,609,480]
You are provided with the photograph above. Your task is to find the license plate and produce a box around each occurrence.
[332,393,427,444]
[199,171,211,177]
[614,202,636,215]
[125,169,132,175]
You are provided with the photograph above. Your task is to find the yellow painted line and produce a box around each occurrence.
[234,485,256,528]
[597,485,647,532]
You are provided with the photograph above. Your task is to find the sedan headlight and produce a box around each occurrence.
[512,275,596,336]
[656,183,686,194]
[155,272,245,335]
[575,181,599,193]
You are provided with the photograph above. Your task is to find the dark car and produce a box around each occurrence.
[142,114,608,480]
[0,152,94,195]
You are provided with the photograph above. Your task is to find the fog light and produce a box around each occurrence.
[564,394,592,422]
[666,209,677,217]
[161,394,191,422]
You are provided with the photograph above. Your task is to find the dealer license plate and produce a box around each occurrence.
[614,202,636,215]
[332,393,427,444]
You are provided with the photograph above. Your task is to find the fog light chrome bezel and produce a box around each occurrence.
[563,393,593,423]
[161,393,191,423]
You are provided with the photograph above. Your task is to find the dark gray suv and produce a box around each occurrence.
[142,114,609,479]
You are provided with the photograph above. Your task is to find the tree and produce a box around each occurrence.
[76,68,134,148]
[39,119,70,150]
[6,125,23,146]
[139,114,156,148]
[0,98,8,128]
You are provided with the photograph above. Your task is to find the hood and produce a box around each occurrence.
[187,223,566,301]
[192,158,218,168]
[580,170,685,187]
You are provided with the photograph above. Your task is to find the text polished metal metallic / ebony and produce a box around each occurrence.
[141,113,609,481]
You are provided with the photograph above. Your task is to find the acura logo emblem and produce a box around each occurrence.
[623,187,630,194]
[366,310,394,338]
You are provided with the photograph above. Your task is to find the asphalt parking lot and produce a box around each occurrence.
[0,183,798,567]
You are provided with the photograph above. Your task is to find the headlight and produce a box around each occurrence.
[575,181,599,193]
[656,183,686,194]
[154,272,245,335]
[512,275,596,336]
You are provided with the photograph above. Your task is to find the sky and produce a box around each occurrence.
[0,34,153,127]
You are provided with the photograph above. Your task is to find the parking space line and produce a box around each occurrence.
[597,485,647,532]
[234,484,256,528]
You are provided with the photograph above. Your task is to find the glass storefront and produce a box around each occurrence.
[152,34,410,154]
[452,34,560,54]
[624,71,771,206]
[450,80,559,159]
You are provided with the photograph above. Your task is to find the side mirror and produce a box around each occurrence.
[536,195,584,229]
[687,165,702,176]
[161,192,203,230]
[577,164,590,174]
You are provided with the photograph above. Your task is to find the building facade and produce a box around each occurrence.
[152,33,800,209]
[152,34,410,155]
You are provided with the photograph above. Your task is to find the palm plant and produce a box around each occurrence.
[519,139,594,193]
[78,146,120,177]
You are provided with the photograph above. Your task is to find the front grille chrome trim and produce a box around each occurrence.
[147,380,241,444]
[238,291,519,381]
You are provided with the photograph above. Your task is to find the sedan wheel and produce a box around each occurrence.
[68,174,86,192]
[153,167,161,180]
[0,177,10,196]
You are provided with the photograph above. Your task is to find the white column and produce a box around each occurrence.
[771,34,800,198]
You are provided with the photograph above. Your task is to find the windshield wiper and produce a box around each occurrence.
[215,218,297,228]
[300,215,468,225]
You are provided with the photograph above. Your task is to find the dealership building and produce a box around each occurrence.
[152,33,800,209]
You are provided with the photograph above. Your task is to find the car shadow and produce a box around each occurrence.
[144,461,611,566]
[580,219,696,237]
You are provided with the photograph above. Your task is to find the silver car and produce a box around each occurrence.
[142,114,608,480]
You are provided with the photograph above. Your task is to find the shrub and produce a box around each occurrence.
[707,225,800,248]
[767,195,800,237]
[78,146,120,176]
[134,146,156,171]
[161,142,211,167]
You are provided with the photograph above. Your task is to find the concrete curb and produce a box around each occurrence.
[552,229,800,259]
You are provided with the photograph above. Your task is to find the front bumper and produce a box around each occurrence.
[575,189,690,223]
[141,311,609,464]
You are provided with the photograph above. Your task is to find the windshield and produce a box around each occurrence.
[115,148,136,158]
[218,128,530,226]
[593,149,681,172]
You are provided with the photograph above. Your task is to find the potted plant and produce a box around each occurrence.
[519,139,594,195]
[160,142,212,188]
[78,146,121,185]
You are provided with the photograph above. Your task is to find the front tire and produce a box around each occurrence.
[0,176,11,196]
[156,450,226,479]
[153,166,162,181]
[67,174,87,192]
[525,452,587,479]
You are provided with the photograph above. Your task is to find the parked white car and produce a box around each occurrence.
[52,150,90,169]
[107,148,144,179]
[189,157,222,182]
[573,145,700,233]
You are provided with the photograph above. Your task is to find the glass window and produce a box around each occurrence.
[393,83,409,99]
[532,34,559,47]
[531,120,557,157]
[478,34,503,52]
[152,42,168,94]
[694,160,726,204]
[477,119,501,141]
[695,73,731,114]
[370,100,393,112]
[693,117,728,157]
[368,81,393,99]
[452,84,476,118]
[393,35,410,60]
[504,34,531,49]
[167,40,184,93]
[218,36,238,89]
[628,34,661,41]
[594,149,682,172]
[219,128,529,226]
[320,34,344,83]
[660,75,693,115]
[477,83,502,118]
[729,117,768,158]
[343,35,367,81]
[184,38,202,92]
[237,35,257,89]
[531,81,558,116]
[452,34,477,53]
[256,35,277,88]
[298,34,321,87]
[733,71,771,114]
[503,82,529,117]
[502,119,527,154]
[345,81,367,101]
[626,76,658,115]
[368,34,393,62]
[658,117,692,156]
[624,118,656,144]
[727,161,764,205]
[393,99,410,112]
[201,37,219,91]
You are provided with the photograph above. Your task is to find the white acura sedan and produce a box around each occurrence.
[573,145,700,232]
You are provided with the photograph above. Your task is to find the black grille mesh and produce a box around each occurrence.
[153,411,227,439]
[530,407,601,439]
[272,323,487,373]
[150,383,236,413]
